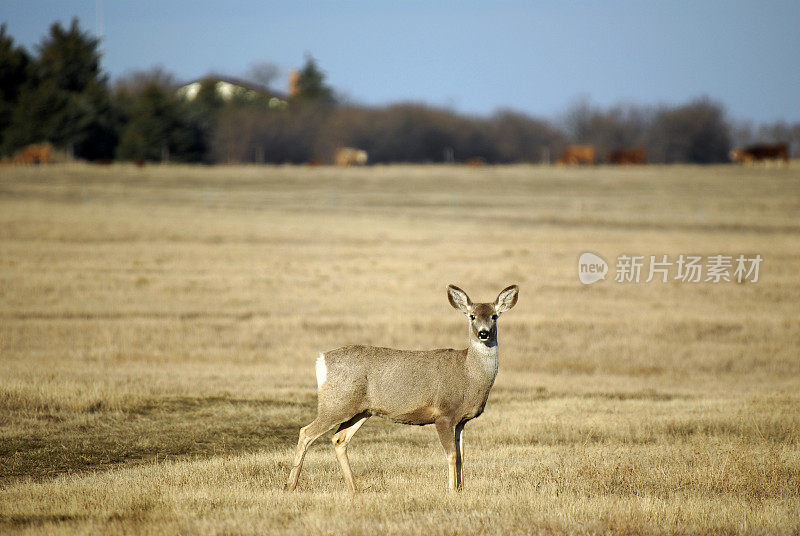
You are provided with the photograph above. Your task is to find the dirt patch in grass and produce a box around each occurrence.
[0,396,312,485]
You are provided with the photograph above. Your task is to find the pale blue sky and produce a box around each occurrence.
[2,1,798,122]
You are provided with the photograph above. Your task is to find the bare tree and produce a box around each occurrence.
[561,95,597,144]
[757,120,792,145]
[649,97,731,163]
[113,65,177,95]
[243,61,281,91]
[491,110,565,163]
[730,120,754,150]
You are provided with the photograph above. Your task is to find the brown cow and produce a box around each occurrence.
[9,144,53,165]
[606,148,646,165]
[730,143,789,165]
[556,145,595,165]
[465,157,485,167]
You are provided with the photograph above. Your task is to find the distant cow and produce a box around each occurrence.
[730,143,789,165]
[465,157,485,167]
[9,144,53,165]
[606,148,646,165]
[335,147,368,167]
[556,145,595,165]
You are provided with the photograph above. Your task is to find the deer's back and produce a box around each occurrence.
[318,345,474,425]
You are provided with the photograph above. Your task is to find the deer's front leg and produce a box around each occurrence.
[435,418,460,491]
[455,421,465,489]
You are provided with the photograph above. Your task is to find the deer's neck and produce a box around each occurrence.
[467,338,499,380]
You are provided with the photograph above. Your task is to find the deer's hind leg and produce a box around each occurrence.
[331,411,370,492]
[286,416,340,491]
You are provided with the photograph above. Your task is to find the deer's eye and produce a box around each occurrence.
[469,315,476,320]
[491,314,498,320]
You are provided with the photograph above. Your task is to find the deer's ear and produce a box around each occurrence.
[494,285,519,314]
[447,285,472,314]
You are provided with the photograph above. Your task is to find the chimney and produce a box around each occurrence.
[289,70,300,97]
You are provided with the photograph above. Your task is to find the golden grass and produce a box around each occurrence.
[0,162,798,535]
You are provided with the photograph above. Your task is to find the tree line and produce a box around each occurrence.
[1,20,798,164]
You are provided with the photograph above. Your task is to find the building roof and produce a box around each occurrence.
[177,74,288,102]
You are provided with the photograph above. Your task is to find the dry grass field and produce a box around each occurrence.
[0,162,798,535]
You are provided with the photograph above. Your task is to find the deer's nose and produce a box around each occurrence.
[478,330,490,340]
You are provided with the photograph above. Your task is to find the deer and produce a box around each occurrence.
[285,284,519,492]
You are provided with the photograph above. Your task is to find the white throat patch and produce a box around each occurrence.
[470,341,499,376]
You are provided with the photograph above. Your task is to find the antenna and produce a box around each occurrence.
[95,0,105,58]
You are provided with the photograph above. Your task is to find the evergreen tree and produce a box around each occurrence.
[194,78,224,111]
[291,54,334,105]
[115,79,205,162]
[35,19,103,92]
[3,19,116,159]
[0,24,31,154]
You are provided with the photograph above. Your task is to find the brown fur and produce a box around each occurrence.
[3,144,53,166]
[556,145,595,165]
[319,345,490,426]
[730,143,789,165]
[606,148,646,165]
